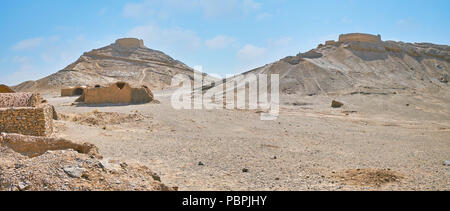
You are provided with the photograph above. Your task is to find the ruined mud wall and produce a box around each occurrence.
[61,87,84,97]
[80,83,154,104]
[130,88,153,104]
[61,89,75,97]
[0,133,98,158]
[339,33,382,43]
[84,84,132,104]
[0,104,54,136]
[0,93,41,107]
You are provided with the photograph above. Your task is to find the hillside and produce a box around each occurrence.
[13,38,209,93]
[219,33,449,97]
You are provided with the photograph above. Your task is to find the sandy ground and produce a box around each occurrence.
[45,89,450,191]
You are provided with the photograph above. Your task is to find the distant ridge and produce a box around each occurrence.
[215,33,449,97]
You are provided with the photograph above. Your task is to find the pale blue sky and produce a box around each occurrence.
[1,0,449,85]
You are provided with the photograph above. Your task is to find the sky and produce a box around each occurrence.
[0,0,449,85]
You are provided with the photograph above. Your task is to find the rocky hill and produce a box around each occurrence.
[13,38,208,93]
[221,33,449,97]
[12,34,449,96]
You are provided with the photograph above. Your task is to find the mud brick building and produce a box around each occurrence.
[76,82,154,105]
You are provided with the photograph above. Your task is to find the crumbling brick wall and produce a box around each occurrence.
[0,105,54,136]
[83,83,132,104]
[61,87,85,97]
[131,87,153,104]
[0,93,42,107]
[0,93,53,136]
[78,82,154,104]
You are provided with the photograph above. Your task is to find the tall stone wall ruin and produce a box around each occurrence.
[0,93,54,136]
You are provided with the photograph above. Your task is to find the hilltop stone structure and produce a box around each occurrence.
[76,82,154,105]
[338,33,382,43]
[0,84,14,93]
[228,32,450,97]
[321,33,383,47]
[0,93,54,136]
[115,38,145,49]
[11,37,217,94]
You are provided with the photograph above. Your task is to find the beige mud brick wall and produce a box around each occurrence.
[84,83,133,104]
[61,88,75,96]
[82,83,153,104]
[61,87,85,96]
[339,33,382,43]
[0,104,54,136]
[130,88,153,104]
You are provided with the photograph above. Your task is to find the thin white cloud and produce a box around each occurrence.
[40,53,55,63]
[256,12,272,21]
[2,64,40,85]
[238,37,293,62]
[123,2,151,18]
[268,37,293,48]
[99,7,108,16]
[237,44,267,61]
[12,56,32,64]
[341,17,353,24]
[242,0,261,13]
[396,19,412,27]
[205,35,237,49]
[12,38,45,51]
[235,37,298,74]
[2,34,115,86]
[123,0,261,19]
[127,23,202,53]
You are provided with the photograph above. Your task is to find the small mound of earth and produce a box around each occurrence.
[59,111,147,126]
[0,133,174,191]
[0,147,174,191]
[332,169,403,187]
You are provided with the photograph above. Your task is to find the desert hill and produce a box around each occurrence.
[13,38,209,93]
[218,33,449,97]
[12,34,449,97]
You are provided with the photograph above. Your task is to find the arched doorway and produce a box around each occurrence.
[74,88,84,95]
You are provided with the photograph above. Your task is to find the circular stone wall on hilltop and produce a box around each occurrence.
[339,33,382,43]
[115,38,145,49]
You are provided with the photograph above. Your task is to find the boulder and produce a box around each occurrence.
[63,167,86,178]
[331,100,344,108]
